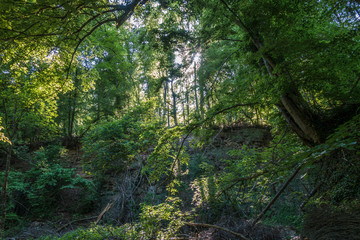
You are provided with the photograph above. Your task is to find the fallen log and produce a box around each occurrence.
[185,222,249,240]
[56,216,97,232]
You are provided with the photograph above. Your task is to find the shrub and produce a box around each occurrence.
[38,224,140,240]
[25,163,95,216]
[82,115,161,176]
[38,197,192,240]
[139,196,192,239]
[0,145,95,223]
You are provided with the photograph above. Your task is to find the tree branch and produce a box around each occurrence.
[349,77,360,95]
[65,17,116,80]
[216,170,270,198]
[219,0,276,69]
[299,184,321,210]
[66,0,149,80]
[56,216,97,232]
[208,50,239,95]
[159,102,259,186]
[251,163,303,227]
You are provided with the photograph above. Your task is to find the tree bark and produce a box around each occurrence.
[278,92,321,146]
[163,80,168,125]
[68,69,79,139]
[0,144,13,237]
[194,63,199,117]
[182,101,186,124]
[170,78,178,126]
[220,0,322,145]
[186,90,190,122]
[198,76,206,119]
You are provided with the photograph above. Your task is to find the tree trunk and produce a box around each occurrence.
[182,101,186,124]
[70,87,77,137]
[0,144,12,237]
[167,105,170,127]
[194,63,199,116]
[163,80,168,124]
[220,2,323,145]
[279,92,321,145]
[258,45,322,145]
[186,90,190,122]
[170,78,177,126]
[198,76,206,119]
[68,69,79,139]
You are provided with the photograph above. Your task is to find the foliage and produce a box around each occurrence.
[32,144,67,163]
[82,105,162,176]
[311,113,360,157]
[264,204,303,229]
[139,196,192,239]
[0,118,10,145]
[25,163,94,216]
[0,145,95,220]
[187,128,307,226]
[38,197,192,240]
[38,224,140,240]
[0,43,74,148]
[143,126,190,182]
[304,114,360,207]
[1,0,360,238]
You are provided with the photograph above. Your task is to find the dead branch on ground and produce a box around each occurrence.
[185,222,250,240]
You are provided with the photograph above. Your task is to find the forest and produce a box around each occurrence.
[0,0,360,239]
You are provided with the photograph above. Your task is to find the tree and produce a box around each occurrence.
[186,0,360,144]
[0,0,149,232]
[0,48,69,235]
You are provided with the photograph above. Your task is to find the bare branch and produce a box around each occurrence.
[216,170,270,198]
[66,0,149,79]
[207,50,239,95]
[66,18,116,80]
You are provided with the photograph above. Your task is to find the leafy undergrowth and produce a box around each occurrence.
[5,116,360,239]
[1,144,97,238]
[38,225,139,240]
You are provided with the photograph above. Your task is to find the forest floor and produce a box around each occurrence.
[9,126,302,239]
